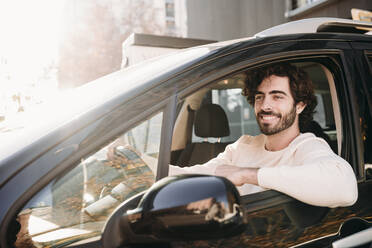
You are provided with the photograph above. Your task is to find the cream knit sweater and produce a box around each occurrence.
[169,133,358,208]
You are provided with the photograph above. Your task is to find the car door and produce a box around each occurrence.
[168,36,372,248]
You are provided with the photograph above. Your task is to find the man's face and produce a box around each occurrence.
[254,75,298,135]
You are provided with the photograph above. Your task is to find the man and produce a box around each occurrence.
[169,63,358,208]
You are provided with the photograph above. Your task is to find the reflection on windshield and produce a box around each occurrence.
[15,145,154,247]
[14,112,162,247]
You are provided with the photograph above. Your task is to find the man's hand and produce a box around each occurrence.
[215,165,258,187]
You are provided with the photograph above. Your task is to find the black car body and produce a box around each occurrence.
[1,18,372,247]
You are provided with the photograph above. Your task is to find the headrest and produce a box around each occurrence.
[301,120,331,144]
[194,104,230,138]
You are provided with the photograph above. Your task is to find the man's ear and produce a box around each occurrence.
[296,101,306,114]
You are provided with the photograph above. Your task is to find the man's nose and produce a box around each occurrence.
[261,97,272,111]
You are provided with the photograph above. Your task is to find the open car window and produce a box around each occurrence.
[169,61,341,196]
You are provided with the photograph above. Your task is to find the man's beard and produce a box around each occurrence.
[256,105,297,135]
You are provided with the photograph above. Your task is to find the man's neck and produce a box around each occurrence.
[264,125,300,151]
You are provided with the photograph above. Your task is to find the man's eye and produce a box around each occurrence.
[274,95,283,100]
[255,95,263,101]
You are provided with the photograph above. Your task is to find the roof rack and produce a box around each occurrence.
[255,18,372,37]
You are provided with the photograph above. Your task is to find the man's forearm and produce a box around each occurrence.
[257,160,358,207]
[215,165,258,186]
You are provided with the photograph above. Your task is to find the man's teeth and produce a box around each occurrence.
[262,116,276,120]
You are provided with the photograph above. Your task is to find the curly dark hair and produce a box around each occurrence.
[242,63,317,130]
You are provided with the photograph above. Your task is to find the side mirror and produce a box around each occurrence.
[102,174,245,248]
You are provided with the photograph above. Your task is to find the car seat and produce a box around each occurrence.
[175,103,230,167]
[301,120,337,153]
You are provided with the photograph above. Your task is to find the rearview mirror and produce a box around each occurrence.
[102,174,245,247]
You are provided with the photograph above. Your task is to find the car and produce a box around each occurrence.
[1,17,372,248]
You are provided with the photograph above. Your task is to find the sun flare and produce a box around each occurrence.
[0,0,65,118]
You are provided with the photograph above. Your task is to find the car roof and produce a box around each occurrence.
[255,17,372,37]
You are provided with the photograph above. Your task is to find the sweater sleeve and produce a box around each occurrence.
[257,138,358,208]
[168,138,239,176]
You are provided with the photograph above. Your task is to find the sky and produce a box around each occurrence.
[0,0,65,116]
[0,0,63,65]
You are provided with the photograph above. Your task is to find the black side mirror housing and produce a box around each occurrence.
[102,174,245,247]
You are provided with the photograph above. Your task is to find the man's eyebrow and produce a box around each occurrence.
[269,90,288,96]
[254,90,288,96]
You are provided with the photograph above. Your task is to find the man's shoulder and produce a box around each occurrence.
[290,132,331,151]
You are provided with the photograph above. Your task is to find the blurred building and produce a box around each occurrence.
[286,0,371,21]
[58,0,371,88]
[122,0,370,66]
[168,0,287,40]
[165,0,370,41]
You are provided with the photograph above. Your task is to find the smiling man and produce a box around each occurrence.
[169,63,358,208]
